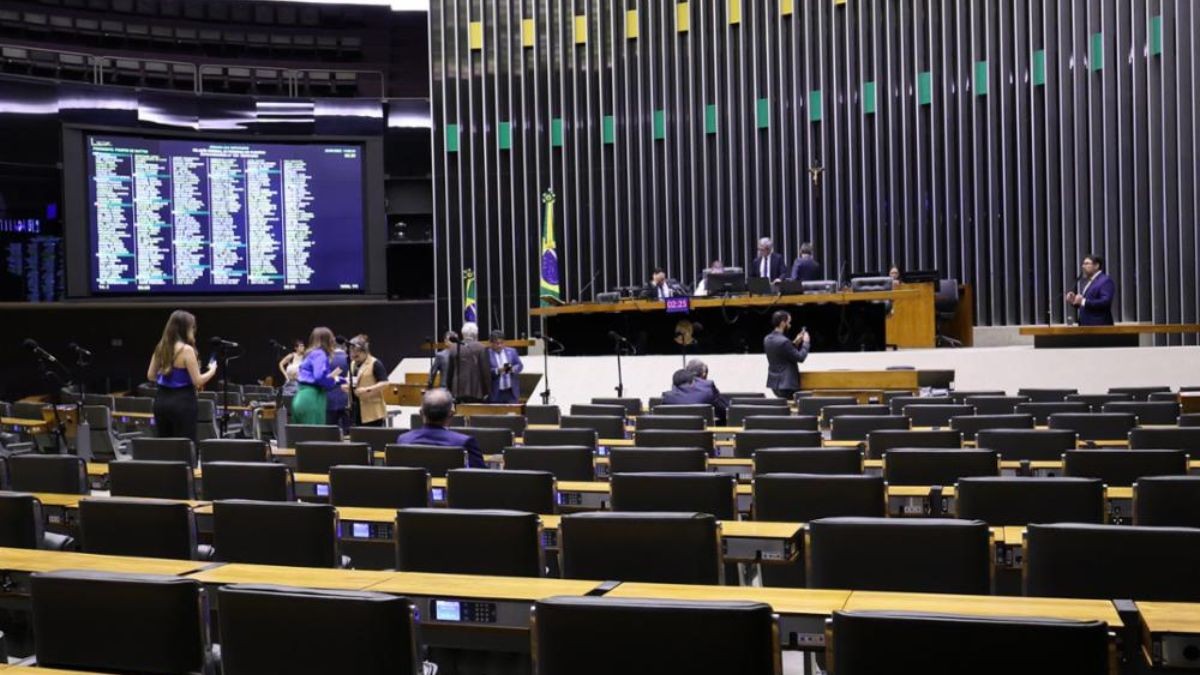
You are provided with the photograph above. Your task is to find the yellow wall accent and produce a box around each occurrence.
[468,21,483,49]
[729,0,742,24]
[626,9,639,39]
[781,0,794,16]
[676,2,690,33]
[574,15,587,44]
[522,18,535,47]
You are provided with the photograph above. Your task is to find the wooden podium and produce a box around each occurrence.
[1019,324,1200,348]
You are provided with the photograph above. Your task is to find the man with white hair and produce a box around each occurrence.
[445,321,492,403]
[749,236,787,283]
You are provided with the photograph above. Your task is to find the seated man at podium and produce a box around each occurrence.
[1065,254,1115,326]
[646,268,686,299]
[396,388,484,467]
[693,260,724,297]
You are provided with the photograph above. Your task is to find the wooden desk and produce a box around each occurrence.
[187,563,395,591]
[0,547,209,577]
[3,667,114,674]
[1,417,48,429]
[1137,601,1200,669]
[843,590,1122,628]
[1019,323,1200,348]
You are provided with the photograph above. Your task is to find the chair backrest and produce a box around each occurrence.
[608,447,708,474]
[394,508,543,577]
[1017,388,1078,402]
[828,610,1111,675]
[569,404,628,419]
[1101,401,1180,425]
[218,584,419,675]
[902,404,976,428]
[1129,427,1200,452]
[446,468,556,514]
[887,396,951,414]
[285,424,342,444]
[82,405,111,430]
[633,430,715,454]
[532,596,778,675]
[116,396,158,414]
[79,498,198,560]
[83,393,115,409]
[450,426,515,455]
[742,415,818,431]
[1025,523,1200,601]
[1108,385,1172,401]
[524,405,561,425]
[730,396,787,407]
[196,398,216,424]
[1047,412,1137,441]
[753,448,863,475]
[949,414,1035,441]
[866,429,962,460]
[589,397,643,415]
[830,415,910,441]
[213,500,338,568]
[963,395,1029,416]
[733,430,824,459]
[109,460,196,500]
[1065,393,1134,412]
[1182,413,1200,427]
[955,477,1106,526]
[560,512,722,584]
[202,461,295,501]
[409,413,466,429]
[634,415,706,431]
[559,415,625,439]
[1148,391,1179,402]
[467,414,527,435]
[1134,476,1200,527]
[823,404,891,423]
[754,474,885,521]
[724,391,768,400]
[949,390,1007,403]
[12,401,47,420]
[795,396,858,417]
[9,455,88,495]
[295,441,372,474]
[610,472,737,520]
[502,446,595,481]
[384,444,467,478]
[806,517,991,594]
[523,428,598,450]
[974,429,1078,461]
[727,405,785,426]
[199,438,271,464]
[1015,402,1090,425]
[31,570,206,674]
[0,493,45,549]
[348,426,405,454]
[651,404,716,425]
[329,466,430,509]
[1063,449,1188,487]
[884,449,1000,485]
[131,437,197,467]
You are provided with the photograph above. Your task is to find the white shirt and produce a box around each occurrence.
[658,283,672,299]
[495,349,512,391]
[759,256,768,278]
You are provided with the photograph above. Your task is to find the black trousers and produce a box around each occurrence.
[153,385,198,442]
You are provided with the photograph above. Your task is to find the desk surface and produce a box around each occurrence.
[1,417,48,428]
[531,288,926,316]
[1136,601,1200,634]
[843,590,1122,627]
[187,563,396,591]
[366,571,601,600]
[0,547,209,576]
[2,667,113,674]
[33,494,209,509]
[607,582,851,617]
[1019,323,1200,336]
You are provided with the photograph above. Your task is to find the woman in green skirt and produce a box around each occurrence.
[291,326,342,424]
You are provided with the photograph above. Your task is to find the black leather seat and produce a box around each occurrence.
[328,466,430,509]
[569,404,628,418]
[734,430,824,459]
[610,472,737,519]
[450,426,515,456]
[199,438,271,463]
[8,455,89,494]
[903,404,976,428]
[727,406,789,427]
[1109,386,1172,401]
[588,398,643,415]
[974,429,1077,461]
[532,596,777,675]
[948,390,1007,403]
[1015,402,1090,425]
[446,468,556,514]
[742,415,819,431]
[729,396,786,406]
[866,429,962,459]
[963,395,1030,415]
[1182,413,1200,427]
[1018,388,1078,403]
[285,424,342,444]
[795,395,857,417]
[524,404,562,425]
[523,428,598,450]
[31,570,206,674]
[202,461,295,501]
[752,448,863,475]
[466,414,527,435]
[218,584,419,675]
[755,474,885,522]
[560,512,722,584]
[828,610,1111,675]
[830,415,909,441]
[633,430,715,454]
[384,444,467,477]
[79,498,202,560]
[395,508,542,577]
[955,477,1106,525]
[0,493,73,550]
[348,426,405,454]
[1066,393,1134,412]
[807,517,991,594]
[295,441,372,474]
[634,415,706,431]
[884,449,1000,485]
[131,437,197,467]
[109,460,196,500]
[213,500,339,568]
[1102,401,1180,425]
[888,396,953,414]
[1048,413,1137,442]
[1129,427,1200,451]
[608,447,707,474]
[1063,449,1188,486]
[823,404,891,425]
[503,446,595,481]
[1025,523,1200,601]
[651,404,715,425]
[1134,476,1200,527]
[559,415,625,439]
[950,414,1035,441]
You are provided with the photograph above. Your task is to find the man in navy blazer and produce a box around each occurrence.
[661,366,727,424]
[1065,254,1116,326]
[790,242,823,282]
[486,330,524,403]
[395,388,484,467]
[749,237,788,282]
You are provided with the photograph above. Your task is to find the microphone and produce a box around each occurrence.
[608,331,630,344]
[534,332,562,346]
[268,339,286,351]
[67,342,93,358]
[210,337,239,349]
[23,338,58,363]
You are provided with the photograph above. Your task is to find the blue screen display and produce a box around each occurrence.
[87,134,365,294]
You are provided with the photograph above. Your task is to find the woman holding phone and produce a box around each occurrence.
[291,326,343,425]
[147,309,217,441]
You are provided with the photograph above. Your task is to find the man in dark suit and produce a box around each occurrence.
[395,388,484,467]
[661,367,726,424]
[1065,254,1116,326]
[445,322,491,403]
[749,237,787,283]
[684,358,729,424]
[427,331,457,388]
[790,242,822,282]
[764,309,810,399]
[486,330,524,403]
[647,267,687,299]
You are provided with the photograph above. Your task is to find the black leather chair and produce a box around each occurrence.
[725,392,770,401]
[409,413,465,429]
[755,474,885,522]
[524,404,562,425]
[560,512,722,584]
[634,415,706,431]
[0,493,73,550]
[348,426,405,454]
[652,404,715,425]
[1129,427,1200,452]
[734,430,824,459]
[218,584,420,675]
[109,460,196,500]
[727,406,789,427]
[1066,393,1134,412]
[8,455,89,494]
[199,438,271,464]
[608,448,707,474]
[964,395,1030,416]
[295,441,372,474]
[830,415,909,441]
[446,468,556,514]
[888,396,952,414]
[955,477,1106,525]
[948,390,1007,403]
[524,428,598,450]
[1182,413,1200,427]
[1134,476,1200,527]
[202,461,295,501]
[131,437,197,467]
[395,508,543,577]
[503,446,595,481]
[633,430,715,454]
[752,448,863,475]
[79,498,202,560]
[213,500,339,568]
[450,426,515,456]
[532,596,778,675]
[806,517,991,594]
[559,415,625,439]
[730,396,785,406]
[828,610,1111,675]
[1102,401,1181,425]
[742,415,819,431]
[1015,402,1090,425]
[569,404,628,418]
[795,396,857,417]
[82,405,128,461]
[31,570,206,674]
[823,404,891,425]
[974,429,1077,461]
[1025,523,1200,601]
[1109,386,1172,401]
[883,449,1000,485]
[903,404,976,428]
[1017,388,1078,403]
[467,414,527,435]
[866,429,961,459]
[1063,449,1188,486]
[589,397,643,415]
[1048,413,1137,442]
[610,472,737,519]
[384,444,467,477]
[1148,391,1180,402]
[285,424,342,444]
[329,466,430,509]
[949,414,1035,441]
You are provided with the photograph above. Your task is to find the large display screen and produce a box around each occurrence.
[86,134,365,294]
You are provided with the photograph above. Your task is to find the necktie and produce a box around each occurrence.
[760,257,767,278]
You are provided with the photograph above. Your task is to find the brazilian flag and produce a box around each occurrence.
[463,269,478,323]
[539,190,561,306]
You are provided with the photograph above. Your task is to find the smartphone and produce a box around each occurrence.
[207,353,218,369]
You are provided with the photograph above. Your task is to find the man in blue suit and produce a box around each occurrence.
[486,330,524,403]
[662,360,729,424]
[1065,254,1116,326]
[790,242,823,282]
[395,388,484,467]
